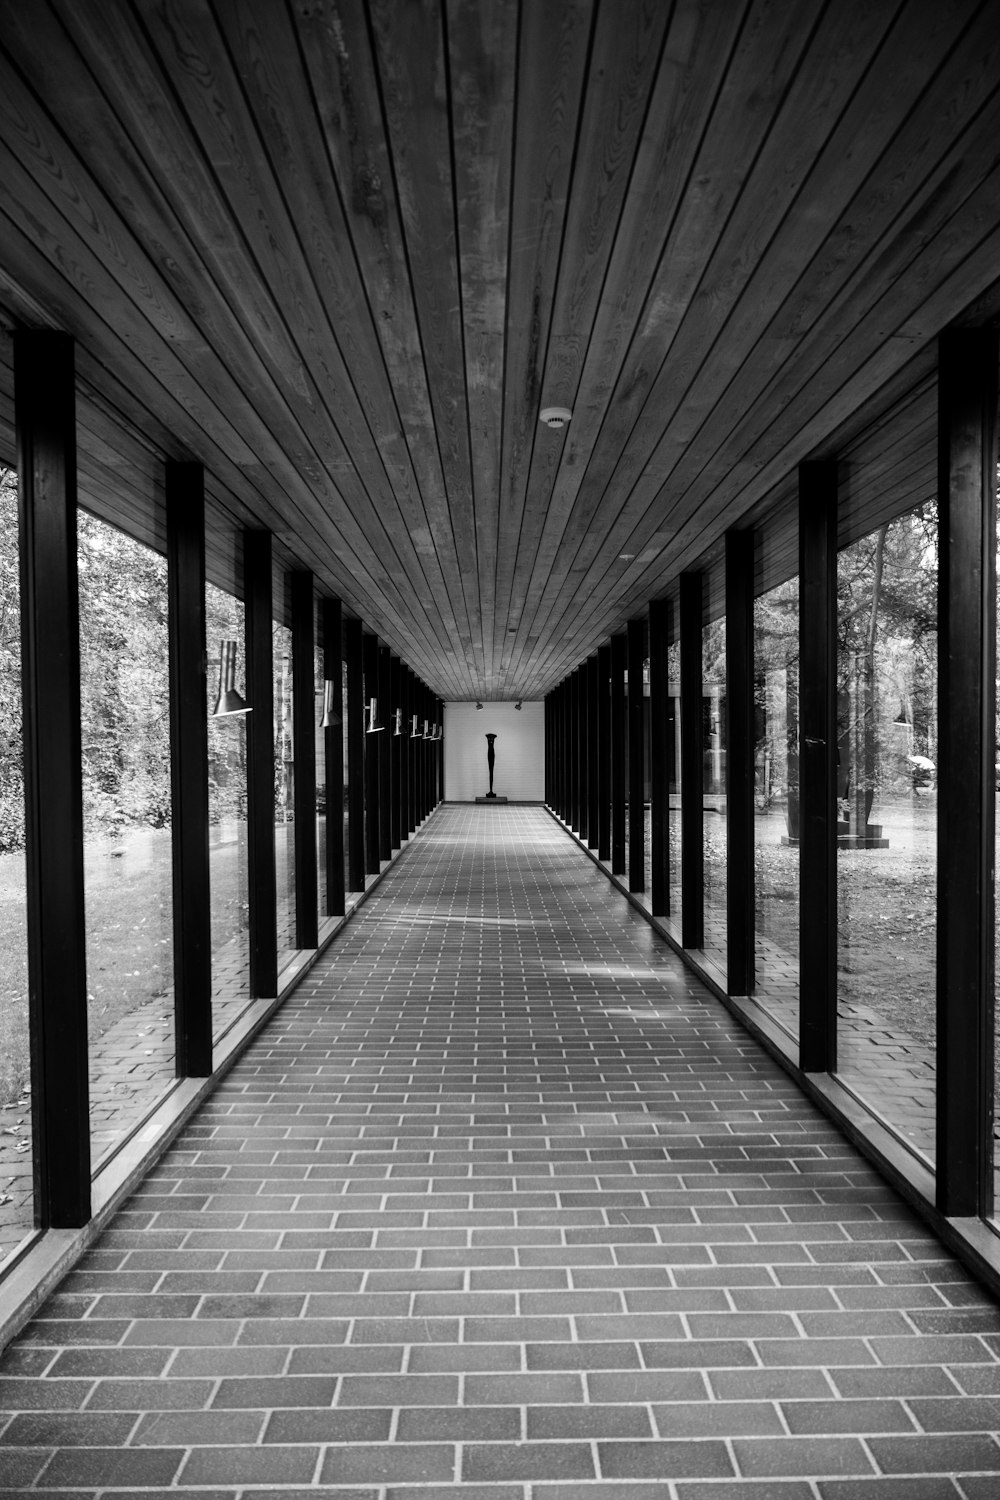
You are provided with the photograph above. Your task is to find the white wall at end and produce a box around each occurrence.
[444,702,545,801]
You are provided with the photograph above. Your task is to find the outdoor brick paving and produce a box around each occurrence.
[1,803,999,1496]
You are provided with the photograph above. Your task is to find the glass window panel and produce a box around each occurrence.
[342,657,350,894]
[835,502,937,1160]
[702,570,726,970]
[206,582,250,1040]
[0,464,32,1263]
[668,634,681,926]
[274,617,296,967]
[79,510,174,1169]
[315,610,326,924]
[753,512,800,1035]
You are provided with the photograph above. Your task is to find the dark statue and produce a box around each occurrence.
[485,732,497,797]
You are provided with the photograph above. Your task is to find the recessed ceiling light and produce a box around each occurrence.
[539,406,572,429]
[618,553,635,561]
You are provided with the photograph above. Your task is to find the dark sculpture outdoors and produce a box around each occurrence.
[485,733,497,797]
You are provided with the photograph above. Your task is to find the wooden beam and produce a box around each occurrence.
[627,616,646,892]
[345,619,366,891]
[680,573,703,948]
[798,462,838,1071]
[322,597,345,917]
[649,599,670,916]
[244,529,277,995]
[726,531,755,995]
[936,328,998,1217]
[291,570,318,948]
[16,329,90,1226]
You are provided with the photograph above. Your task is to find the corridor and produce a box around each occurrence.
[1,805,999,1496]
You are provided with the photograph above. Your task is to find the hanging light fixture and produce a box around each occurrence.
[475,701,484,710]
[211,641,251,717]
[515,701,523,711]
[366,697,384,733]
[320,679,341,728]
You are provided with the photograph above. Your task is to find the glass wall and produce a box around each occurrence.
[835,501,937,1160]
[273,600,296,968]
[79,511,174,1167]
[315,606,326,925]
[753,510,800,1037]
[667,627,681,927]
[342,656,351,894]
[702,568,727,970]
[0,464,32,1261]
[206,578,250,1038]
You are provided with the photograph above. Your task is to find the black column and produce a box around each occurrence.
[17,330,90,1226]
[291,571,318,949]
[649,599,669,916]
[166,461,213,1076]
[345,619,367,891]
[726,531,755,996]
[798,462,838,1071]
[437,698,445,802]
[680,573,703,948]
[244,530,277,996]
[598,644,611,860]
[627,616,646,892]
[378,645,392,859]
[937,329,999,1217]
[587,654,600,847]
[611,633,626,874]
[389,655,402,848]
[364,633,381,873]
[580,663,591,844]
[322,598,346,917]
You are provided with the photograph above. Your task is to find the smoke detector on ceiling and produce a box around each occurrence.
[539,406,572,429]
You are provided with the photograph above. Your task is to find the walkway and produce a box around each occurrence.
[1,805,999,1497]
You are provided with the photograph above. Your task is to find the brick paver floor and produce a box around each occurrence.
[2,803,1000,1497]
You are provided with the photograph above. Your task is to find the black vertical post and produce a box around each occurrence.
[389,656,401,847]
[244,530,278,996]
[680,573,704,948]
[649,600,669,916]
[726,531,755,996]
[580,663,591,844]
[166,461,213,1077]
[346,619,367,890]
[569,673,578,829]
[291,571,318,949]
[937,330,998,1217]
[611,634,626,874]
[17,330,90,1226]
[598,645,611,860]
[363,634,381,872]
[437,698,445,802]
[322,598,346,917]
[378,646,392,859]
[398,661,409,841]
[627,616,646,892]
[798,462,838,1071]
[587,655,600,847]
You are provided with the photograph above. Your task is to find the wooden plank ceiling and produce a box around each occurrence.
[0,0,998,699]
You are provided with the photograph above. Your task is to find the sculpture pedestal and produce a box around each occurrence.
[475,794,508,803]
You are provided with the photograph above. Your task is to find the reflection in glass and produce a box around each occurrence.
[315,619,326,924]
[79,511,174,1168]
[207,583,250,1036]
[342,658,351,894]
[0,466,33,1261]
[667,639,681,925]
[274,620,296,966]
[836,503,937,1160]
[702,599,727,970]
[753,541,799,1034]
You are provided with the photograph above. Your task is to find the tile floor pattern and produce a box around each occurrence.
[2,804,1000,1497]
